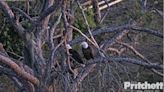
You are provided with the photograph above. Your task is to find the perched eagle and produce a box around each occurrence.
[81,41,94,60]
[66,44,84,65]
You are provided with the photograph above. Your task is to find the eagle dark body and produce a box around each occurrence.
[69,49,84,64]
[82,46,94,60]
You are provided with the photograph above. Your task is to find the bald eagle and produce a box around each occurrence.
[66,44,84,65]
[81,42,94,60]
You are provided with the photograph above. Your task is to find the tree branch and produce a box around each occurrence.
[130,26,163,38]
[0,65,17,77]
[88,57,163,70]
[153,8,163,18]
[70,24,163,45]
[37,0,62,22]
[118,41,164,76]
[0,54,39,86]
[101,30,129,49]
[12,7,34,22]
[72,55,163,90]
[0,65,25,91]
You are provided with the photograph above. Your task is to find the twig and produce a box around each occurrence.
[69,25,97,47]
[6,50,24,59]
[100,0,121,23]
[53,34,63,39]
[100,0,111,24]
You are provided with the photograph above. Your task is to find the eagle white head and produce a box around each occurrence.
[66,44,72,49]
[81,41,88,49]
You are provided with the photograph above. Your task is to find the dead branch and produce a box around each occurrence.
[100,0,112,24]
[12,7,34,22]
[130,26,163,38]
[0,65,17,77]
[48,14,62,49]
[0,54,39,86]
[71,64,97,91]
[37,0,62,22]
[88,57,163,70]
[0,65,25,91]
[118,41,164,76]
[69,25,96,47]
[153,8,163,18]
[71,24,163,45]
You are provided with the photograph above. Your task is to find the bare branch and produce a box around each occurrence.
[11,7,34,22]
[118,41,164,76]
[153,8,163,18]
[0,65,17,77]
[37,0,62,22]
[6,50,24,60]
[0,54,39,86]
[130,26,163,38]
[72,64,96,91]
[100,0,121,23]
[48,13,62,49]
[88,57,163,70]
[71,24,163,45]
[0,66,25,91]
[72,55,163,90]
[69,25,96,47]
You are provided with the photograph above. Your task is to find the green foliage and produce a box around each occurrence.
[85,9,96,28]
[0,21,24,59]
[74,8,96,38]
